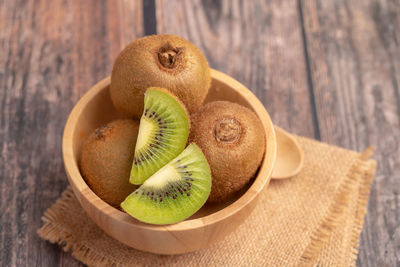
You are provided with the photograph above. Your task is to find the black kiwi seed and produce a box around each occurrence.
[128,144,208,209]
[121,143,212,225]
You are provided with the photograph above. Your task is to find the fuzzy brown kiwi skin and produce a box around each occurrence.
[189,101,266,203]
[80,120,139,207]
[110,34,211,119]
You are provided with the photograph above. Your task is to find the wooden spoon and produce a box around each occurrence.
[271,126,304,179]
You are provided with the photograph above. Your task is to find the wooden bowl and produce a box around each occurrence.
[62,69,277,255]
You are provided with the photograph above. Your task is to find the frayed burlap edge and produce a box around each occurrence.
[37,146,377,267]
[37,189,124,267]
[349,148,376,264]
[299,147,376,266]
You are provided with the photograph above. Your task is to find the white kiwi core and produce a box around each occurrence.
[135,117,155,151]
[143,163,181,189]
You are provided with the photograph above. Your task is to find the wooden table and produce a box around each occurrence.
[1,0,399,266]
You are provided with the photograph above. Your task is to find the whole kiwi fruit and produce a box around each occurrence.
[80,120,139,207]
[111,34,211,119]
[189,101,266,203]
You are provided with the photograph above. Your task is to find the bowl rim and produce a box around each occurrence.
[62,68,277,232]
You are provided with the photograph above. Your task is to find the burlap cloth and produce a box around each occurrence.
[38,135,376,266]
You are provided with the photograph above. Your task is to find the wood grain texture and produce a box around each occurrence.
[300,0,400,265]
[156,0,316,138]
[1,0,399,265]
[0,0,143,266]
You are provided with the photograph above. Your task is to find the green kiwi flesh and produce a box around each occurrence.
[121,143,211,225]
[130,87,189,185]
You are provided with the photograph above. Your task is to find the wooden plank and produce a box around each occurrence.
[156,0,316,137]
[0,0,143,266]
[300,0,400,265]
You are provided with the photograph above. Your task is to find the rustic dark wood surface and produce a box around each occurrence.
[0,0,398,266]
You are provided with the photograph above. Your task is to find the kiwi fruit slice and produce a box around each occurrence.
[189,101,266,203]
[121,143,211,225]
[130,87,190,185]
[80,120,139,207]
[110,34,211,119]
